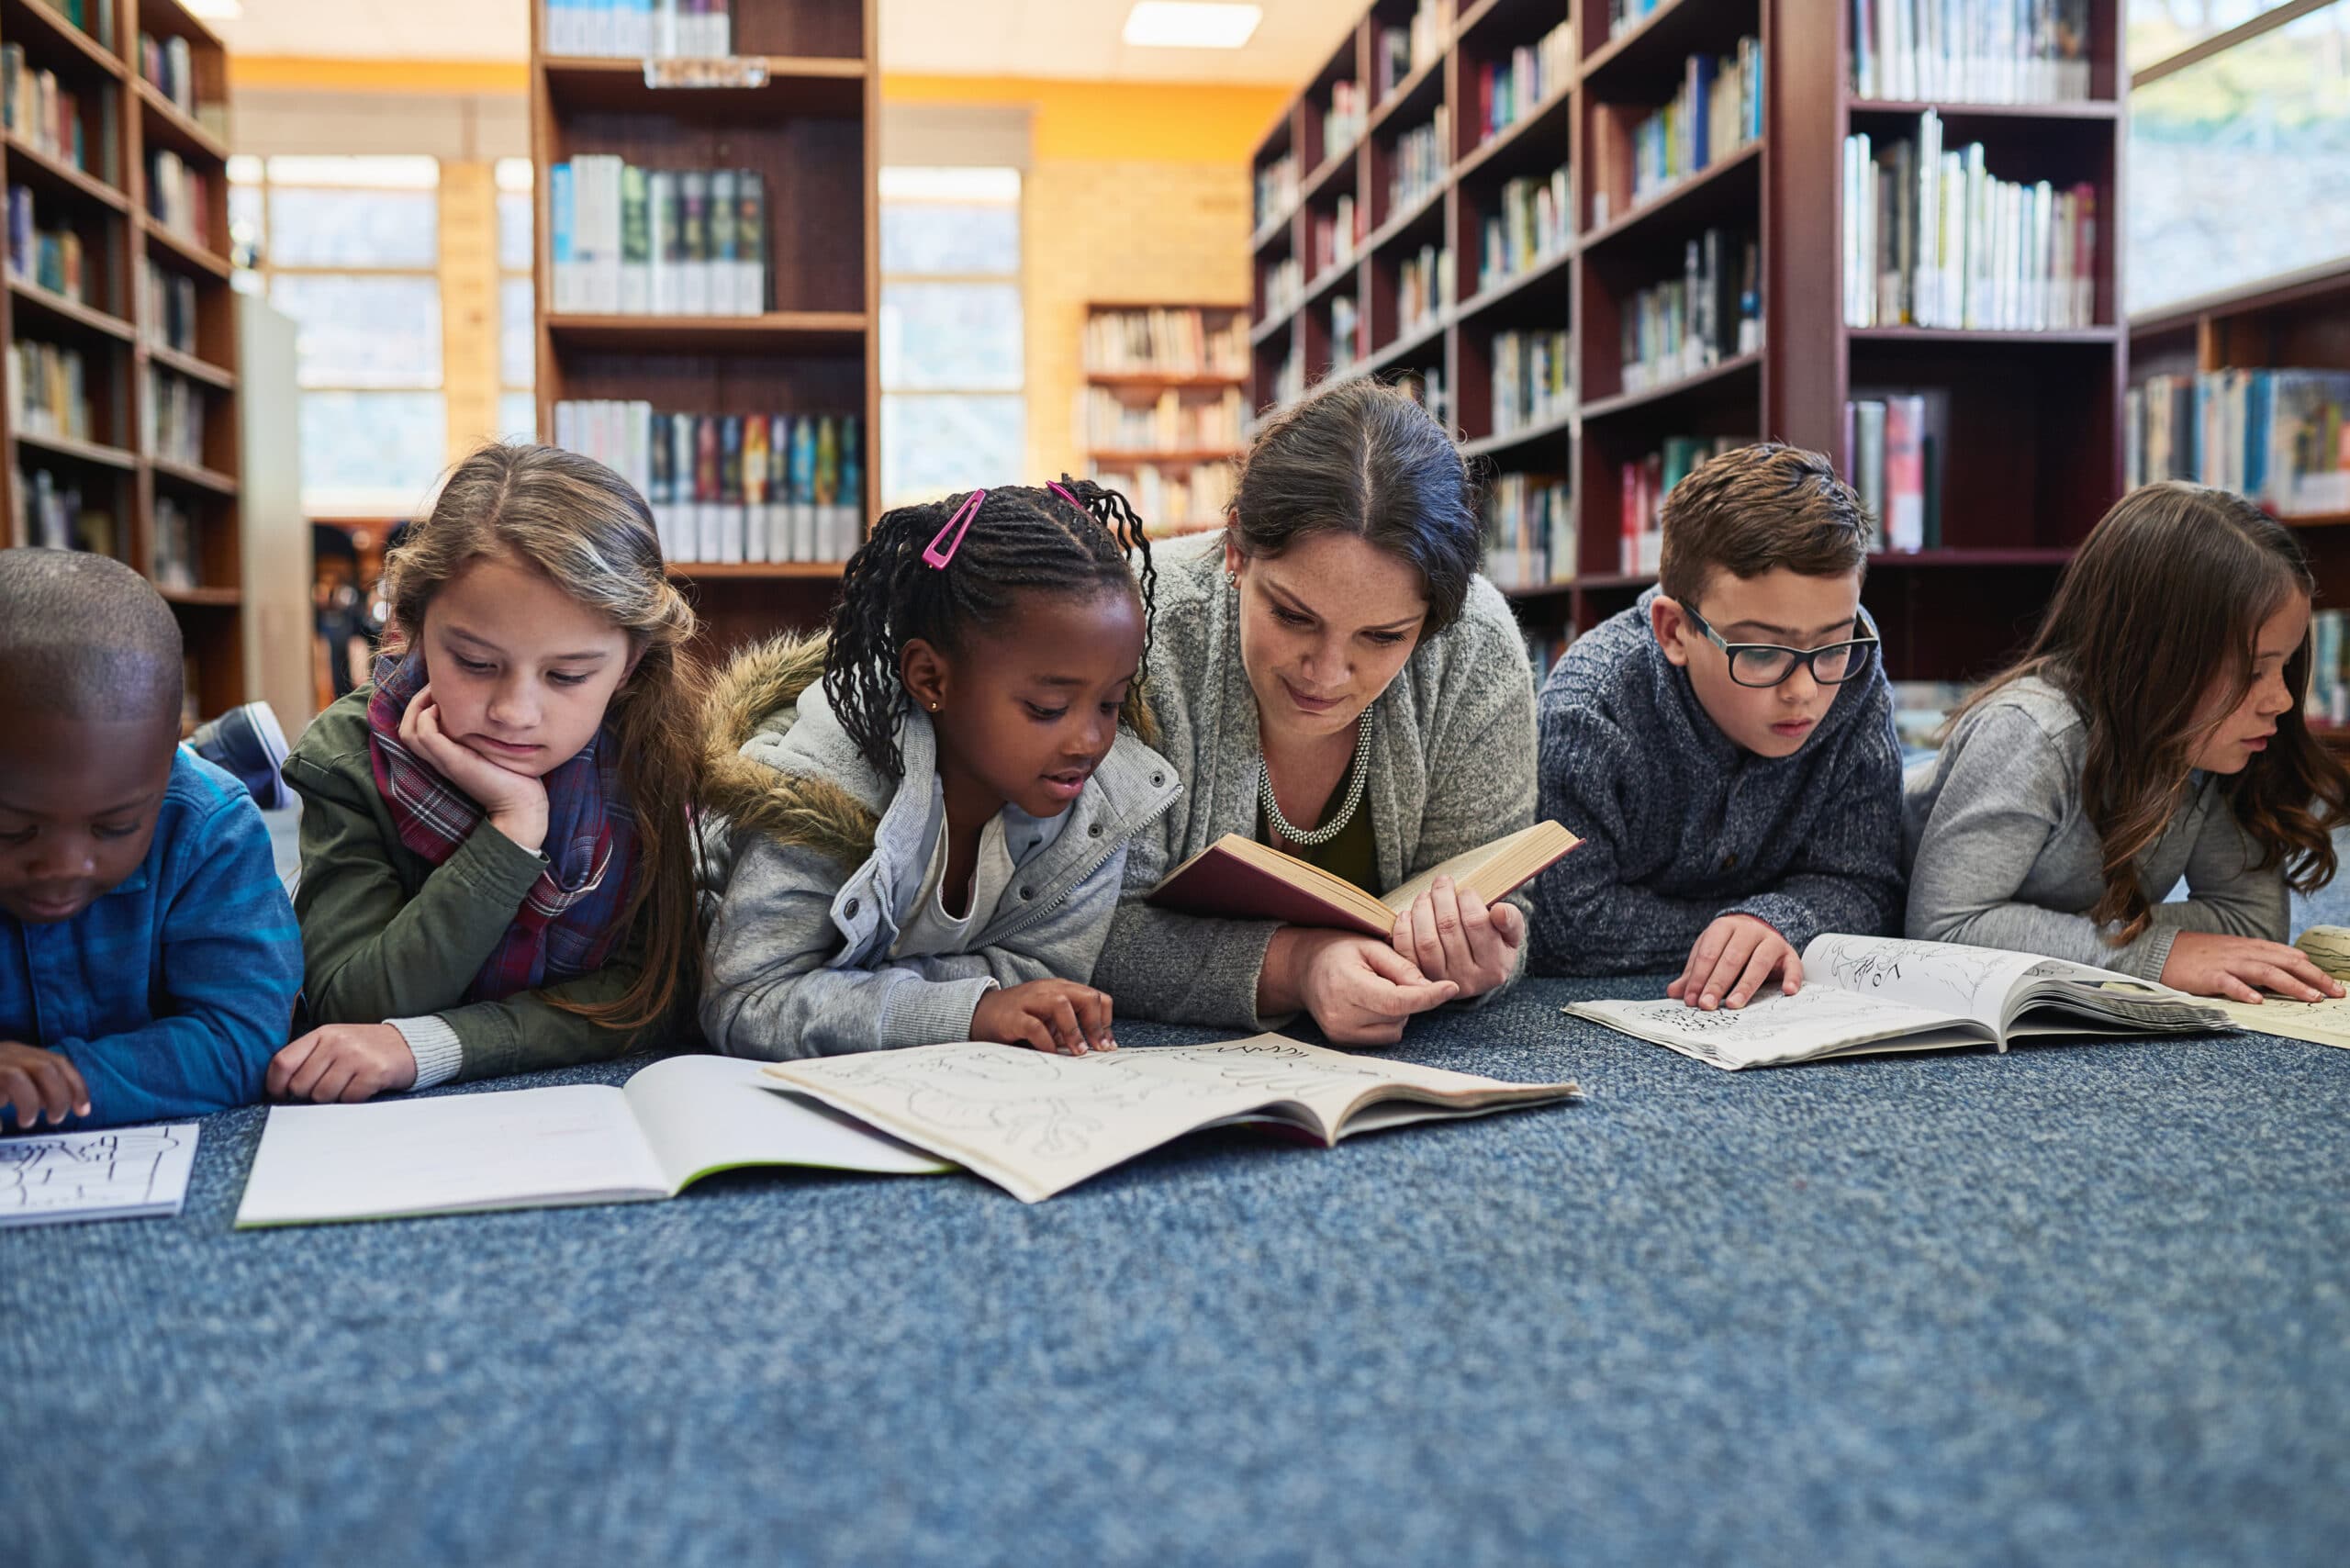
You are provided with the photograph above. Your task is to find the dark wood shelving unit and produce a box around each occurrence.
[1248,0,2129,683]
[0,0,246,721]
[532,0,878,656]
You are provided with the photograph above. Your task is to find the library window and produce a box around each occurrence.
[2127,0,2350,310]
[878,166,1024,507]
[498,157,539,442]
[229,154,451,513]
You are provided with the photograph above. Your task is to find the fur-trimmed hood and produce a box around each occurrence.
[701,633,879,868]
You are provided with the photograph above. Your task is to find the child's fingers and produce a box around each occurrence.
[2275,950,2341,1000]
[1696,928,1761,1010]
[308,1059,358,1104]
[54,1053,90,1118]
[1008,1014,1059,1056]
[1680,926,1729,1006]
[1043,995,1087,1055]
[1783,950,1805,994]
[28,1054,78,1124]
[284,1036,342,1100]
[338,1069,383,1104]
[0,1067,36,1127]
[1078,988,1115,1050]
[2246,960,2325,1004]
[1725,942,1784,1010]
[266,1033,320,1098]
[2216,971,2265,1004]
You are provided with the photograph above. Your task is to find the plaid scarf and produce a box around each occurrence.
[365,652,640,1003]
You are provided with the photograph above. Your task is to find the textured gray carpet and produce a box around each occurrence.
[6,958,2349,1567]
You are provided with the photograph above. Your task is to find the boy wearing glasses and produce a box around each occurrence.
[1528,442,1903,1008]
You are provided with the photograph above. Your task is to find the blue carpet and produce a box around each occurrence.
[6,959,2348,1567]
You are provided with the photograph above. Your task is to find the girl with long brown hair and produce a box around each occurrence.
[268,442,708,1101]
[1905,481,2350,1003]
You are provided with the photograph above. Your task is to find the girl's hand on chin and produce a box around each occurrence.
[398,686,551,854]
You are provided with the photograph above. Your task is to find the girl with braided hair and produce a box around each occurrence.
[272,442,711,1101]
[699,478,1178,1058]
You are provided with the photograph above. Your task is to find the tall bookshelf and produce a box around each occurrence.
[530,0,878,655]
[1,0,243,722]
[1081,301,1248,536]
[1248,0,2128,684]
[2130,256,2350,748]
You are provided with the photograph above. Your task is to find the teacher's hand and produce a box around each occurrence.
[1292,929,1460,1047]
[1391,875,1522,1002]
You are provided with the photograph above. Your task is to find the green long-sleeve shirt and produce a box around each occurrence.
[282,689,658,1083]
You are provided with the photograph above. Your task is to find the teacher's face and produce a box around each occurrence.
[1227,531,1428,745]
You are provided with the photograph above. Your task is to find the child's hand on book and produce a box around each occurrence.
[268,1024,420,1103]
[972,980,1118,1056]
[399,687,551,854]
[0,1040,90,1126]
[1668,915,1801,1011]
[1390,876,1524,1002]
[2160,932,2346,1004]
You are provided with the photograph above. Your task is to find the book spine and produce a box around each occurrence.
[620,162,651,315]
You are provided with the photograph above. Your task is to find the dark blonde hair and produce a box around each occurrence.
[1949,481,2349,946]
[1658,442,1870,604]
[382,442,708,1030]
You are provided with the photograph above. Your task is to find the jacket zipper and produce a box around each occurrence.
[983,781,1184,946]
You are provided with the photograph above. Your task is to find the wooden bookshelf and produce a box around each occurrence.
[531,0,878,655]
[1248,0,2129,683]
[2132,257,2350,752]
[1082,301,1247,534]
[0,0,245,722]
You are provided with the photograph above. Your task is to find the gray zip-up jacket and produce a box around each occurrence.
[699,636,1182,1058]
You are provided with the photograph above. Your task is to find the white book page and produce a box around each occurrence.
[1802,934,2070,1030]
[764,1035,1571,1204]
[621,1055,954,1192]
[235,1086,665,1226]
[1568,987,1988,1070]
[0,1123,198,1228]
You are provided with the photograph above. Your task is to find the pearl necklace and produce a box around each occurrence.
[1259,700,1376,848]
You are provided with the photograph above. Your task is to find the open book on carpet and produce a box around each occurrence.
[1146,821,1580,937]
[2204,924,2350,1050]
[761,1035,1583,1203]
[1567,934,2231,1070]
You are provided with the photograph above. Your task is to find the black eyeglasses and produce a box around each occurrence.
[1681,604,1881,688]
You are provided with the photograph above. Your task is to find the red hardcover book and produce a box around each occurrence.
[1147,822,1581,937]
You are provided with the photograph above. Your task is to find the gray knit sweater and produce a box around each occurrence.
[1528,588,1906,974]
[1902,674,2287,980]
[1091,532,1540,1029]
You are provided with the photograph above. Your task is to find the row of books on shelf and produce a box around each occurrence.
[1492,329,1571,438]
[553,400,864,566]
[1324,83,1367,164]
[8,186,86,304]
[2127,370,2350,520]
[1621,38,1763,214]
[1483,472,1572,590]
[15,467,110,555]
[152,496,201,593]
[1394,365,1450,431]
[1256,151,1298,234]
[1262,256,1303,323]
[1841,113,2099,331]
[143,365,206,470]
[1619,229,1761,397]
[1608,0,1667,39]
[1312,195,1363,281]
[542,0,734,59]
[1391,109,1448,218]
[142,256,199,355]
[1082,386,1246,455]
[137,32,206,123]
[1476,21,1572,146]
[1090,461,1231,537]
[1329,297,1363,375]
[551,158,767,317]
[1478,165,1570,296]
[1845,394,1943,552]
[2311,610,2350,727]
[1085,308,1246,379]
[1620,436,1749,575]
[1378,1,1450,100]
[9,340,90,443]
[1850,0,2092,105]
[1397,245,1451,341]
[146,150,211,252]
[3,50,101,178]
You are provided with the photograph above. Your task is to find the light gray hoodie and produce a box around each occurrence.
[699,636,1182,1058]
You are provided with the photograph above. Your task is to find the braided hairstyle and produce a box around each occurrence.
[822,477,1157,778]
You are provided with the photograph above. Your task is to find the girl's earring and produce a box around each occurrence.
[929,700,941,711]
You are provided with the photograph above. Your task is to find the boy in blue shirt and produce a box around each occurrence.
[1529,443,1904,1007]
[0,550,301,1130]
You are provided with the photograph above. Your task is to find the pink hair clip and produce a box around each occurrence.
[923,488,987,568]
[1046,482,1081,510]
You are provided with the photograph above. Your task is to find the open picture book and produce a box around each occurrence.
[1146,821,1581,937]
[2203,925,2350,1050]
[761,1034,1583,1203]
[1566,933,2232,1070]
[235,1056,952,1227]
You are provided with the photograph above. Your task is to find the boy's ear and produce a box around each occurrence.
[900,637,950,711]
[1651,595,1693,668]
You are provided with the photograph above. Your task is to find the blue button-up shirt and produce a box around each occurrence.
[2,749,302,1130]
